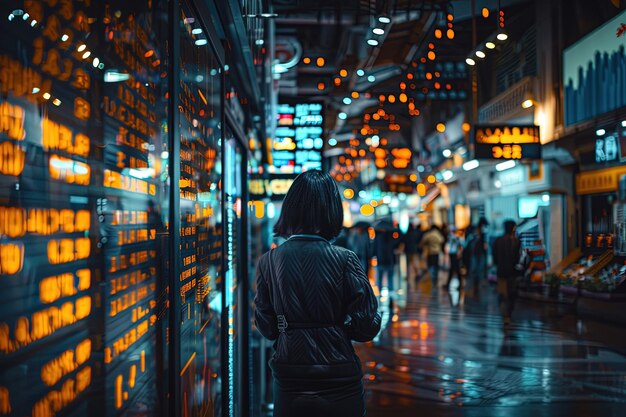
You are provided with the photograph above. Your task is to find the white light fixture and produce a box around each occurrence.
[192,28,202,35]
[495,160,516,171]
[343,97,352,105]
[77,44,86,52]
[622,120,626,127]
[463,159,479,171]
[542,194,550,203]
[373,28,385,35]
[442,149,452,158]
[8,14,15,21]
[497,32,508,41]
[485,41,496,49]
[417,165,425,173]
[30,19,37,27]
[356,69,365,76]
[367,39,379,46]
[255,39,264,45]
[23,13,29,20]
[82,51,91,59]
[522,99,534,109]
[378,16,391,24]
[475,50,486,58]
[31,87,40,94]
[52,98,61,106]
[161,151,169,159]
[338,112,347,120]
[274,63,288,74]
[328,138,338,146]
[372,135,379,141]
[367,75,376,82]
[442,170,454,181]
[494,180,502,188]
[61,34,69,42]
[596,128,606,136]
[465,57,476,66]
[358,190,367,198]
[195,39,208,46]
[104,70,130,83]
[42,92,51,100]
[92,57,100,67]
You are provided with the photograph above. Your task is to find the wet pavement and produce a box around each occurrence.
[358,278,626,417]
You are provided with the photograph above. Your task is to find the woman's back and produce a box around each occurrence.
[255,236,380,378]
[253,170,381,417]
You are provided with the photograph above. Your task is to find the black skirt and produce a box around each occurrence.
[272,378,365,417]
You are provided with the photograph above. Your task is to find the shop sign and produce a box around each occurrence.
[595,135,619,163]
[474,125,541,160]
[249,175,296,200]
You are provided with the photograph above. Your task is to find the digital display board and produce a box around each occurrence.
[473,125,541,160]
[564,9,626,127]
[0,1,168,416]
[273,102,323,173]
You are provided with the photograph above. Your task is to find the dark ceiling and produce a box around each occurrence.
[271,0,532,185]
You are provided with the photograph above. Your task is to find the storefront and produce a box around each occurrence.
[0,1,262,417]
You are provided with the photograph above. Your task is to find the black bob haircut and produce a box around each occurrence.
[273,170,344,240]
[503,219,517,235]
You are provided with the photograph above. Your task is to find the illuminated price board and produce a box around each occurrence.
[474,125,541,160]
[249,174,296,201]
[273,103,324,173]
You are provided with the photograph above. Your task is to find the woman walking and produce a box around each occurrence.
[254,170,381,417]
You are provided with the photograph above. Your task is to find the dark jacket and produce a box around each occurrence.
[254,235,381,387]
[492,234,521,278]
[402,226,423,255]
[374,230,396,266]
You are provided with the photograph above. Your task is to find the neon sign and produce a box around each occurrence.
[474,125,541,160]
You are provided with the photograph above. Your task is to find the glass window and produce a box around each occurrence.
[0,1,170,416]
[178,2,223,415]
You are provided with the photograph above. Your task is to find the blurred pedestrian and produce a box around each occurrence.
[444,226,464,291]
[348,224,371,276]
[375,226,396,296]
[402,220,424,291]
[464,217,488,298]
[254,170,381,417]
[334,226,349,248]
[420,224,445,292]
[492,220,521,327]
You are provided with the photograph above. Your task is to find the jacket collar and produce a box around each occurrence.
[287,234,331,243]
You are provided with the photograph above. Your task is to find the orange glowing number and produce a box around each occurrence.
[74,97,90,120]
[0,142,25,176]
[0,243,23,275]
[0,102,26,140]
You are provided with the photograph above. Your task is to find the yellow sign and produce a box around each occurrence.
[474,125,541,160]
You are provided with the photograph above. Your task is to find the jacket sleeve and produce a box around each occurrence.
[343,250,381,342]
[253,254,278,341]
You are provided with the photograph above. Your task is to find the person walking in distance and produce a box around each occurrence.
[254,170,381,417]
[374,225,397,297]
[492,220,521,327]
[420,224,445,293]
[444,226,464,291]
[401,220,424,291]
[347,224,372,277]
[465,218,488,298]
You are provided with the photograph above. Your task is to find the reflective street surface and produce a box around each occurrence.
[358,279,626,417]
